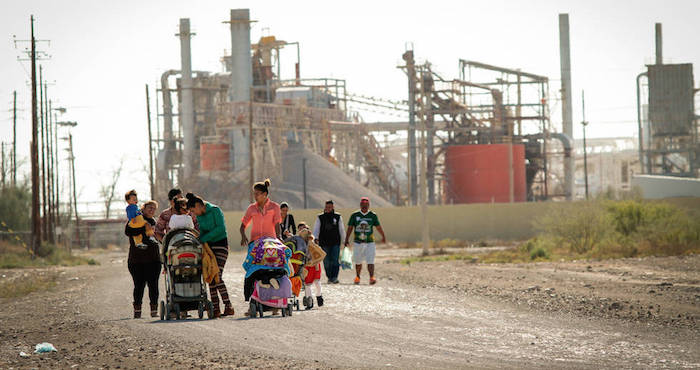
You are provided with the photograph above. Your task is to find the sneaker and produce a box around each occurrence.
[316,296,324,307]
[222,306,235,317]
[332,279,340,284]
[354,276,360,285]
[270,278,279,290]
[369,277,377,285]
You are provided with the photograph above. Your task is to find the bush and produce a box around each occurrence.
[534,199,700,259]
[0,185,31,233]
[535,201,613,254]
[529,246,549,260]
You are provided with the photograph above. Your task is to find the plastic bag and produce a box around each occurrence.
[340,247,353,270]
[34,342,57,353]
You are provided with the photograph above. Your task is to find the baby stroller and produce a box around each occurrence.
[283,235,308,311]
[244,237,294,318]
[160,227,214,320]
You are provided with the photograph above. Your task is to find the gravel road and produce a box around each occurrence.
[1,249,698,369]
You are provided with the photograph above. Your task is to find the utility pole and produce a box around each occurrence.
[12,91,17,187]
[68,133,79,247]
[302,157,307,209]
[402,50,418,206]
[248,87,254,202]
[1,143,5,188]
[145,84,155,199]
[419,69,431,256]
[40,69,48,242]
[47,100,55,243]
[30,16,41,255]
[53,109,60,231]
[581,90,589,200]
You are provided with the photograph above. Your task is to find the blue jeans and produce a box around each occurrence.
[321,244,340,281]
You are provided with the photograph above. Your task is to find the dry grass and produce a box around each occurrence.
[0,273,57,298]
[0,241,98,269]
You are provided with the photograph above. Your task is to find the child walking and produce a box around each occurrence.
[299,223,324,309]
[125,190,157,248]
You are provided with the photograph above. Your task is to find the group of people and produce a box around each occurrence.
[124,178,386,319]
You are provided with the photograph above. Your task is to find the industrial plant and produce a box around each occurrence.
[148,9,699,210]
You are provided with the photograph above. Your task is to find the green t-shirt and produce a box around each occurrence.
[348,210,380,243]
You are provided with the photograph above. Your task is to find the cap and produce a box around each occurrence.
[360,197,370,202]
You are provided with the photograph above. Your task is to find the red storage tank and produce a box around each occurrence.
[445,144,526,204]
[200,143,229,171]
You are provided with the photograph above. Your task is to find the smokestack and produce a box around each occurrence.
[655,23,663,65]
[229,9,253,101]
[558,13,574,200]
[179,18,195,178]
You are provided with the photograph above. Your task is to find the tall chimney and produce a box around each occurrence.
[655,23,663,65]
[179,18,195,178]
[229,9,253,101]
[558,13,574,200]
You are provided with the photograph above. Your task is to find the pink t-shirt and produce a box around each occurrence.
[242,199,282,241]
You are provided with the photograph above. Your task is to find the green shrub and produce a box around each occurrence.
[535,201,613,254]
[0,185,31,233]
[535,199,700,259]
[529,246,549,260]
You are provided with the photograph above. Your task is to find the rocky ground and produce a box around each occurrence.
[0,249,698,369]
[381,250,700,330]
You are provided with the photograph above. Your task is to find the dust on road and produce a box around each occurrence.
[1,250,699,369]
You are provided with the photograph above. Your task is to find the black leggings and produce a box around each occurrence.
[128,261,161,305]
[244,269,286,301]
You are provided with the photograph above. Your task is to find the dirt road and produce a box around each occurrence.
[1,249,699,369]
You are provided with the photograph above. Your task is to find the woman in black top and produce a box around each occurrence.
[124,200,161,318]
[280,202,296,238]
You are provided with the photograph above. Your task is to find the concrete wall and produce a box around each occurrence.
[632,175,700,199]
[220,199,700,250]
[223,202,570,250]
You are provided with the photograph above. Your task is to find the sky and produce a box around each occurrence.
[2,0,699,208]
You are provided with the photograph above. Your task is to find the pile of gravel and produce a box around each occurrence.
[277,141,393,209]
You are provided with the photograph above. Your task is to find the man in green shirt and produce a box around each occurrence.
[344,197,386,285]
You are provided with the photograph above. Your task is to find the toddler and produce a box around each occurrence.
[168,198,195,230]
[125,189,156,248]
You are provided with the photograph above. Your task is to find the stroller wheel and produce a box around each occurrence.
[287,304,293,317]
[197,301,204,319]
[282,306,287,317]
[257,302,264,318]
[295,299,300,311]
[159,301,166,321]
[174,304,181,320]
[206,301,214,319]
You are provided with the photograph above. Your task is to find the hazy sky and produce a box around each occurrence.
[2,0,699,207]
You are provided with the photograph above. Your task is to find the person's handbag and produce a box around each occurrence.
[340,247,353,270]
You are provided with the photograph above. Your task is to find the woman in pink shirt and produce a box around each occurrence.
[239,179,283,316]
[239,178,282,246]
